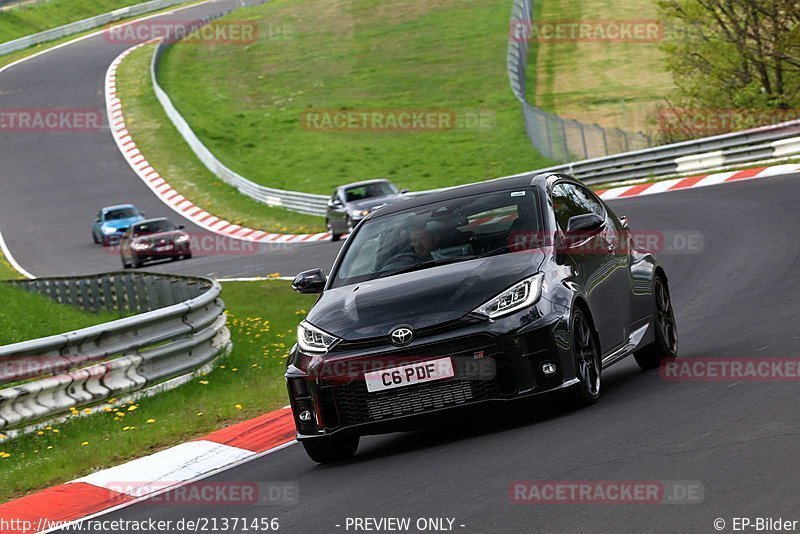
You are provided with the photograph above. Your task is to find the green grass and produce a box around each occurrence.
[0,284,126,346]
[0,249,19,280]
[116,43,325,234]
[153,0,553,195]
[531,0,673,135]
[0,0,160,44]
[0,280,316,502]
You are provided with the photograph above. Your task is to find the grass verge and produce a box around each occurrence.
[154,0,552,195]
[116,42,325,234]
[0,280,316,503]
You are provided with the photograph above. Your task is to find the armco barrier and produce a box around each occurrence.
[146,9,800,217]
[0,272,230,432]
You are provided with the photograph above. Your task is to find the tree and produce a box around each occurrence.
[658,0,800,111]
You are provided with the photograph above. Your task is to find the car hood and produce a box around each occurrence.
[307,251,545,340]
[103,216,143,230]
[348,195,407,213]
[133,230,186,241]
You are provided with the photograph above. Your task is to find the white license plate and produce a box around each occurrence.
[365,358,455,393]
[155,245,173,252]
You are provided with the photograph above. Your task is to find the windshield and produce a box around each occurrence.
[105,208,139,221]
[344,182,397,202]
[132,220,175,236]
[332,188,542,287]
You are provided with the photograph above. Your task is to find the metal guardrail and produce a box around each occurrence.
[0,0,191,56]
[507,0,653,162]
[151,19,329,217]
[0,272,230,432]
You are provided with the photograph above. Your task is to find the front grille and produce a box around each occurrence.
[333,374,499,427]
[328,356,500,427]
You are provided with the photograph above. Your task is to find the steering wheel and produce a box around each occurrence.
[381,252,420,270]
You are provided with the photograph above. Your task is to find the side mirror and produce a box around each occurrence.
[177,224,185,230]
[564,213,604,245]
[400,188,409,194]
[93,218,100,223]
[141,212,146,218]
[292,269,326,294]
[618,215,629,230]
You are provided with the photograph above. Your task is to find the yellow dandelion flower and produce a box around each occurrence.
[234,404,243,410]
[127,406,137,412]
[146,419,156,424]
[81,442,89,446]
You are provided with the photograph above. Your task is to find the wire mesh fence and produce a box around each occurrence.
[508,0,653,162]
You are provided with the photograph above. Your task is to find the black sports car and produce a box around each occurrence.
[287,172,678,463]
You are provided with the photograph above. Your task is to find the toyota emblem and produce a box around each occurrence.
[390,327,414,346]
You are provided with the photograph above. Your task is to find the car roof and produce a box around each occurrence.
[102,204,138,212]
[338,179,394,191]
[372,172,564,218]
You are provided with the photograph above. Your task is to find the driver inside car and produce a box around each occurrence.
[409,222,441,260]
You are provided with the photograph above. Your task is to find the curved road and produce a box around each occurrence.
[2,2,800,532]
[0,0,342,280]
[67,172,800,533]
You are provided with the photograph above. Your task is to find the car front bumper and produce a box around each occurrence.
[285,301,576,440]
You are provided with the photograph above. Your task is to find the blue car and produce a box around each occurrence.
[92,204,146,246]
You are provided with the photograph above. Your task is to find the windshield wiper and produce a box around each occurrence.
[379,256,477,278]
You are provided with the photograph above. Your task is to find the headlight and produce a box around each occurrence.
[472,273,544,319]
[102,226,117,235]
[297,321,340,354]
[175,234,190,244]
[131,241,151,251]
[352,210,369,218]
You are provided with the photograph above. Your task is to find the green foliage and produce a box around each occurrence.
[658,0,800,111]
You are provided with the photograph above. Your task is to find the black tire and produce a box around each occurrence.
[121,255,130,269]
[301,434,359,464]
[327,220,342,242]
[101,236,110,247]
[634,275,678,370]
[93,231,100,244]
[131,256,143,269]
[570,308,601,407]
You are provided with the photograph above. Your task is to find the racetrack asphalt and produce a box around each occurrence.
[2,1,800,531]
[58,172,800,533]
[0,0,344,280]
